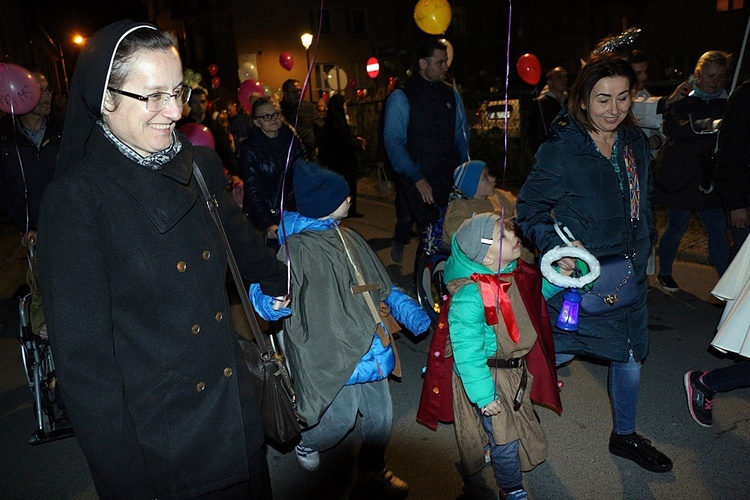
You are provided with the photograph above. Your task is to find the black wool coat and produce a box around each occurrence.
[37,129,288,499]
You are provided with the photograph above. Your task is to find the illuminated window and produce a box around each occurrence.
[716,0,744,11]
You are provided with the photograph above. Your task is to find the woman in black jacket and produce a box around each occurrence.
[240,97,307,244]
[319,93,366,217]
[654,51,731,291]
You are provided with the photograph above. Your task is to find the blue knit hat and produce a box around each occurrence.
[293,159,350,218]
[453,160,486,198]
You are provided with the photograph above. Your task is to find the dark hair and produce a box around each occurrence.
[415,40,448,61]
[251,97,277,118]
[568,54,638,132]
[282,79,299,93]
[191,87,207,98]
[106,28,176,108]
[628,49,649,65]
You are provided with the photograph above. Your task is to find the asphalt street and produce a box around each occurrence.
[0,189,748,499]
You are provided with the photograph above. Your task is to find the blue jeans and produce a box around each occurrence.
[702,361,750,393]
[301,379,392,472]
[609,355,641,435]
[479,413,523,493]
[659,207,730,277]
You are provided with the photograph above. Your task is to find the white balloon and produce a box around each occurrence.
[438,39,454,67]
[327,67,348,91]
[238,62,258,83]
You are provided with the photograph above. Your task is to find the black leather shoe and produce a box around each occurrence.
[609,433,673,473]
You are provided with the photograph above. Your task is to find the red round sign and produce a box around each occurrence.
[366,57,380,79]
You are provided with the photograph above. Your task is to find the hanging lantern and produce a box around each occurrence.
[556,289,581,332]
[366,57,380,79]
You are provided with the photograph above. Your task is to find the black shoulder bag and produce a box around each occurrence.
[192,162,305,443]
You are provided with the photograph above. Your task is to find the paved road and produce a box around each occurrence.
[1,193,748,499]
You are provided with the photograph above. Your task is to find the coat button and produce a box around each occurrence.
[215,311,223,322]
[196,382,205,392]
[432,387,440,394]
[224,367,233,377]
[202,250,211,260]
[191,324,201,335]
[177,261,187,272]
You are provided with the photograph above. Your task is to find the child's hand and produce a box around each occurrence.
[481,399,503,417]
[272,295,290,310]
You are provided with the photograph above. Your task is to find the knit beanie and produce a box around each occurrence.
[293,159,350,218]
[455,212,500,264]
[453,160,486,198]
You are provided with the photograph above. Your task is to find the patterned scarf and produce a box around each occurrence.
[98,120,181,170]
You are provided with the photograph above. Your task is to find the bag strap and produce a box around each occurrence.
[192,162,274,359]
[334,225,402,377]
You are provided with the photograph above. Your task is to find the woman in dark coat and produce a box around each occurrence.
[654,51,731,290]
[36,21,288,499]
[319,93,366,217]
[517,55,672,474]
[240,97,306,244]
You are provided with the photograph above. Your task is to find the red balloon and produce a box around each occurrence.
[237,79,264,108]
[0,63,41,115]
[208,64,219,77]
[211,76,221,91]
[279,52,294,71]
[348,78,357,88]
[516,53,542,86]
[178,123,215,149]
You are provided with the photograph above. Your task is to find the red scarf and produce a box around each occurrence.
[470,272,520,344]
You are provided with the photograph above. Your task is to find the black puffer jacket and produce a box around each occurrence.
[239,123,306,232]
[517,111,653,362]
[653,95,727,210]
[0,114,63,231]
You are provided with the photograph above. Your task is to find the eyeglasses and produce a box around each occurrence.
[255,110,281,122]
[106,86,192,112]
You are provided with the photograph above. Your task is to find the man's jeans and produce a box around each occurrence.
[659,207,730,277]
[301,379,392,472]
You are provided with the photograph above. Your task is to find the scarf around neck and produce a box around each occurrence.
[98,120,181,169]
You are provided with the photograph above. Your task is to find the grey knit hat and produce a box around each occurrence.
[455,212,501,264]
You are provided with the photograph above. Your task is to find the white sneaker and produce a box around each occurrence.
[295,444,320,471]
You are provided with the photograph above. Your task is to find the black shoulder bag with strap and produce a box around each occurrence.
[192,162,305,443]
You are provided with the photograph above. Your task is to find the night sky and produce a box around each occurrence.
[35,0,149,49]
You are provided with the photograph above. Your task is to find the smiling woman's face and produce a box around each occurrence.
[583,76,631,135]
[103,48,183,157]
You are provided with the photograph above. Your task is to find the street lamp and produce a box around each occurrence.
[300,33,314,102]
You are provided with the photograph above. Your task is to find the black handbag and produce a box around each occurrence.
[580,254,639,314]
[193,162,305,443]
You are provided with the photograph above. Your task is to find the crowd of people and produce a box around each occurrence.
[2,19,749,500]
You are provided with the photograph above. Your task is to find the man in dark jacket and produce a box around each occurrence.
[527,66,568,154]
[383,40,470,262]
[280,79,321,159]
[177,88,239,176]
[1,72,62,242]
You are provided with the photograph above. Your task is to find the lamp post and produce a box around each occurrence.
[37,25,69,94]
[300,33,314,102]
